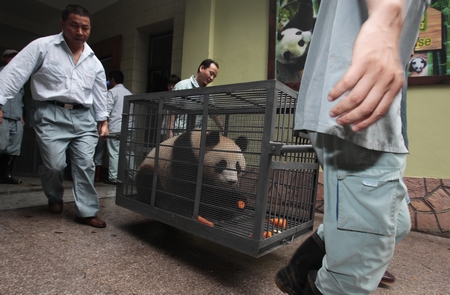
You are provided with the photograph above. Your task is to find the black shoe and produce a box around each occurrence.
[0,176,22,184]
[103,180,117,185]
[0,156,21,184]
[48,201,63,214]
[303,270,323,295]
[274,231,325,295]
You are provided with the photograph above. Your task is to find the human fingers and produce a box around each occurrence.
[327,64,364,105]
[330,61,403,127]
[349,79,403,132]
[328,67,375,119]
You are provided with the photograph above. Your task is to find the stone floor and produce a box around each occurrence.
[0,177,449,294]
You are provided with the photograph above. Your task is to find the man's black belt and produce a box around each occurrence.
[47,100,86,110]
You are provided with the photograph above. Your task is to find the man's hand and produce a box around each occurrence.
[328,0,405,132]
[0,109,3,125]
[98,120,109,140]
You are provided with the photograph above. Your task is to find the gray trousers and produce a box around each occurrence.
[0,118,23,155]
[106,137,120,181]
[309,132,409,294]
[34,101,100,217]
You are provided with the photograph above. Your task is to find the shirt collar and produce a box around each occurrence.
[54,32,95,57]
[189,75,200,88]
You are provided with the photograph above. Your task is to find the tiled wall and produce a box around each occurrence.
[315,173,450,238]
[89,0,186,94]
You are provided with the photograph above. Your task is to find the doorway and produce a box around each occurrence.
[147,32,173,93]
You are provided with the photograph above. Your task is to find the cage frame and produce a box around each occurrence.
[115,80,319,257]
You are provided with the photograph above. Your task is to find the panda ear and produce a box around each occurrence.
[234,136,248,152]
[205,131,220,148]
[277,31,283,41]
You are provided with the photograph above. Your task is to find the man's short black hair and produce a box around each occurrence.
[197,59,219,73]
[109,70,124,84]
[167,74,181,85]
[62,4,91,22]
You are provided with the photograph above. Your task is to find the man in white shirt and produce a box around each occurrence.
[103,70,132,185]
[0,49,25,185]
[0,4,108,228]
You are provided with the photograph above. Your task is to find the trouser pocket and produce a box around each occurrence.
[336,170,403,236]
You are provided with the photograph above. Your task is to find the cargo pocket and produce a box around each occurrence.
[336,170,401,236]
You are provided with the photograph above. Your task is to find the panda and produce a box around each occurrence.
[135,130,248,225]
[409,57,427,74]
[276,28,312,68]
[276,0,317,81]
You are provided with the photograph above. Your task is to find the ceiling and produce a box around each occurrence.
[0,0,118,53]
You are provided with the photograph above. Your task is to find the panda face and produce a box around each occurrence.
[276,28,312,64]
[204,137,246,188]
[409,57,427,73]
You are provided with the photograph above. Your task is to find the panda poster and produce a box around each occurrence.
[274,0,320,87]
[270,0,450,87]
[409,2,447,78]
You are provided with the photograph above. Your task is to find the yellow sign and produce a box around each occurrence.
[415,7,442,51]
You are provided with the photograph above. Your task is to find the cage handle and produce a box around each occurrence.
[282,235,296,244]
[269,141,314,155]
[103,133,121,140]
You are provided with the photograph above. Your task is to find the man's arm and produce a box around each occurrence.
[327,0,406,132]
[98,120,109,139]
[212,115,224,132]
[165,114,176,140]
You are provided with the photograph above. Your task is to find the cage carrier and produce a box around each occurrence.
[115,80,319,257]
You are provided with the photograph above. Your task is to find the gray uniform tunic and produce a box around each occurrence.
[295,0,429,153]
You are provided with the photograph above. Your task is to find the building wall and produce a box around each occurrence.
[183,0,269,85]
[6,0,448,179]
[89,0,186,94]
[406,85,450,178]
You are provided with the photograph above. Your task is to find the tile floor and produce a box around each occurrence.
[0,178,449,294]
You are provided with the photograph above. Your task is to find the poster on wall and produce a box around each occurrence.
[275,0,319,85]
[408,1,450,84]
[268,0,320,90]
[268,0,450,88]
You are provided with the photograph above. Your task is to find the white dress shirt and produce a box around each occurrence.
[0,32,108,121]
[107,84,132,133]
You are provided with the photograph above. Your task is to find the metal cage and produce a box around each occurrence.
[115,80,319,257]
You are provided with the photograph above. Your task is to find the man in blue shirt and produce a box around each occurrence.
[274,1,429,294]
[172,59,224,133]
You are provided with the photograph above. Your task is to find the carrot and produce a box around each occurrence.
[237,200,246,209]
[270,218,287,229]
[263,231,273,238]
[197,215,214,227]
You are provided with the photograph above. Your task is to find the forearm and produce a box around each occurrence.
[213,115,224,131]
[365,0,404,44]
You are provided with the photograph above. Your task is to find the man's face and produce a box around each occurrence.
[60,13,91,49]
[197,63,219,87]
